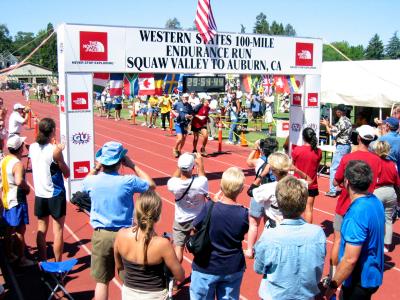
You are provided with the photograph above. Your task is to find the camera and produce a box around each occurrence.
[259,139,265,150]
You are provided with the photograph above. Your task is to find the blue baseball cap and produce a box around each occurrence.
[95,142,127,166]
[384,117,399,130]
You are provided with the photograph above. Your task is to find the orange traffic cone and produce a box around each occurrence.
[240,132,248,147]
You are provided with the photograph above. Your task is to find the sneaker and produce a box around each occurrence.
[208,137,214,141]
[162,128,166,131]
[19,258,35,267]
[152,125,157,128]
[200,148,208,157]
[225,141,235,145]
[192,149,197,153]
[141,122,147,126]
[148,124,152,128]
[325,191,338,198]
[173,149,180,158]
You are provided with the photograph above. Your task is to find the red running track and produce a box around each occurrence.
[1,90,400,299]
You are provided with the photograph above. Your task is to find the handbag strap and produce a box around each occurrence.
[202,201,215,230]
[176,176,195,202]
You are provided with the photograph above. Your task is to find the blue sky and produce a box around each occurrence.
[2,0,399,46]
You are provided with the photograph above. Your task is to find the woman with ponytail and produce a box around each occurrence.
[292,127,322,223]
[114,190,184,299]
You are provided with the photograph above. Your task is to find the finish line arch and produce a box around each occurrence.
[57,23,323,197]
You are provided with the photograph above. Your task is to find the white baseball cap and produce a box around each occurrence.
[178,153,195,171]
[13,103,25,110]
[357,125,376,141]
[7,135,26,150]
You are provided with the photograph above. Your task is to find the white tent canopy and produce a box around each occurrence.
[321,60,400,108]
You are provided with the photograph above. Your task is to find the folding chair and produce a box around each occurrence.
[39,258,78,300]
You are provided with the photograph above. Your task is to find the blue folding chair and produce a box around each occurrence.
[39,258,78,300]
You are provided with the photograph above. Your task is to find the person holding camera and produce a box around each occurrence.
[167,152,208,264]
[8,103,30,137]
[320,104,352,197]
[82,141,155,300]
[172,94,194,158]
[114,190,184,300]
[244,137,278,258]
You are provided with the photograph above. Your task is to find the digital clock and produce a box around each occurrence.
[183,76,226,93]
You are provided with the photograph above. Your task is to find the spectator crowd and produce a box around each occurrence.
[0,91,399,300]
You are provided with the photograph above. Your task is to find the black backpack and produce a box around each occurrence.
[71,191,91,212]
[185,201,215,267]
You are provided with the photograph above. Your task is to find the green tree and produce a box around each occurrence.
[364,33,384,59]
[271,22,285,35]
[165,18,182,29]
[30,23,57,72]
[323,41,364,61]
[284,24,296,36]
[385,31,400,59]
[13,31,35,57]
[0,24,12,53]
[253,13,269,34]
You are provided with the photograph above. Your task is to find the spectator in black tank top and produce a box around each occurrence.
[114,190,184,300]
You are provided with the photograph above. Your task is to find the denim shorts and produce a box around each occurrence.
[249,197,265,218]
[190,270,244,300]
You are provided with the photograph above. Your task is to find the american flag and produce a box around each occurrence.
[195,0,217,44]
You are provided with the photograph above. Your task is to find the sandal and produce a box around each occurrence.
[200,148,208,157]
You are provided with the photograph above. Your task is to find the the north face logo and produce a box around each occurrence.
[80,31,108,61]
[71,92,89,110]
[295,43,313,67]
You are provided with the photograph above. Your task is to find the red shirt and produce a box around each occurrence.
[335,150,382,216]
[191,105,210,129]
[292,145,322,190]
[376,158,400,188]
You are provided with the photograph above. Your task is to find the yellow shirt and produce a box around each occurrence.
[159,96,172,114]
[148,97,159,108]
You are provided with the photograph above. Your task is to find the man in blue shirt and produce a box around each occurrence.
[172,93,193,158]
[325,160,384,300]
[254,176,326,300]
[82,141,155,300]
[378,117,400,173]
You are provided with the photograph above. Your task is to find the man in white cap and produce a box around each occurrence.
[1,135,34,267]
[171,94,194,158]
[328,125,382,283]
[167,152,208,263]
[8,103,30,137]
